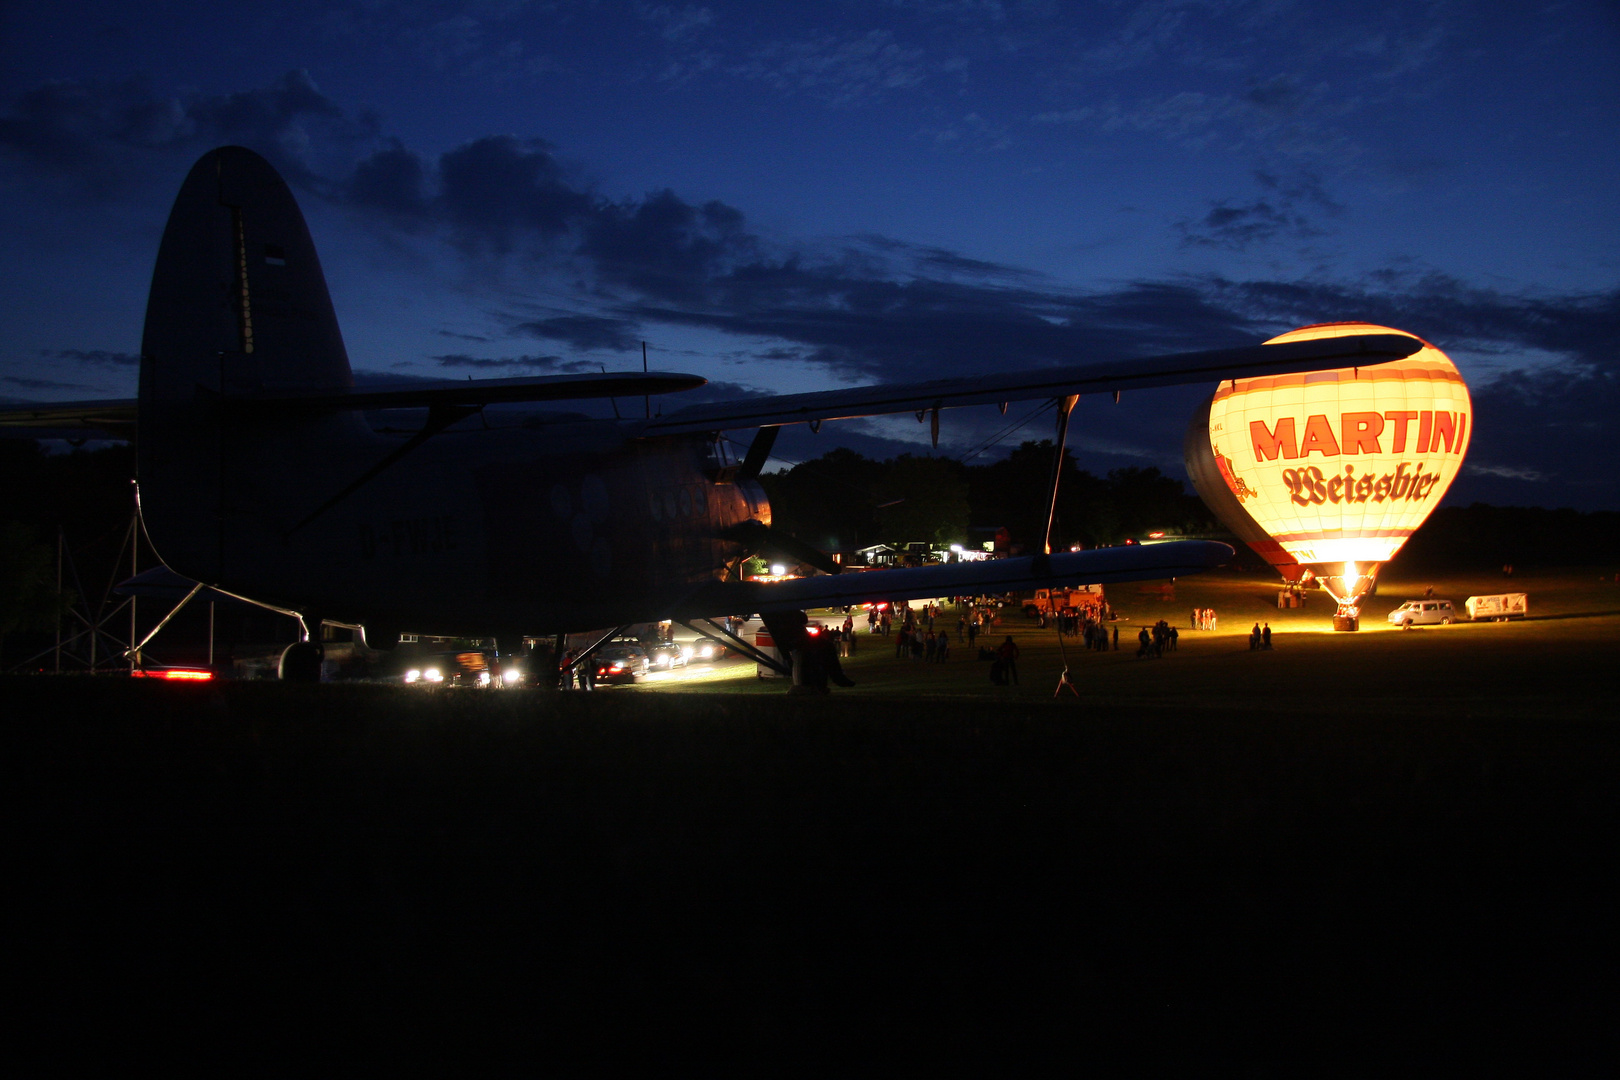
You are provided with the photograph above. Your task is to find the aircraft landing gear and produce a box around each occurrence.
[278,640,324,682]
[280,614,326,681]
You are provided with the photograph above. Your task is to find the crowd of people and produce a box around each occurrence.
[1135,620,1178,658]
[557,594,1273,692]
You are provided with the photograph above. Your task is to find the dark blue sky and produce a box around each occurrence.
[3,1,1616,509]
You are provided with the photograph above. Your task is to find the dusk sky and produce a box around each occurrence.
[2,1,1616,510]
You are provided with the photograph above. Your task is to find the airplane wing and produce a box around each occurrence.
[0,372,706,437]
[678,540,1233,616]
[227,370,706,413]
[635,332,1421,436]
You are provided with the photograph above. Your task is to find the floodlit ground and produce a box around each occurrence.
[648,565,1620,719]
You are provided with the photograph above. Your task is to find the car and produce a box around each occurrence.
[403,649,523,687]
[593,644,651,683]
[1387,599,1458,628]
[646,641,691,669]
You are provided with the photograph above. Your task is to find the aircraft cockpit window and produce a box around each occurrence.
[707,436,735,469]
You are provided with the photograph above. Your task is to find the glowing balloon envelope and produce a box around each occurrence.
[1185,323,1472,629]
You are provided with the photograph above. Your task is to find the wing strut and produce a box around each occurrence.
[1043,394,1079,556]
[737,425,780,482]
[282,403,479,540]
[681,617,791,676]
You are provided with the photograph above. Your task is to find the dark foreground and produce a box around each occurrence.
[8,678,1616,1070]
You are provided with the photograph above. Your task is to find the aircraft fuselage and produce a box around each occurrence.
[146,413,766,639]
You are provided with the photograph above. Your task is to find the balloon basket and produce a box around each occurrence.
[1332,614,1359,632]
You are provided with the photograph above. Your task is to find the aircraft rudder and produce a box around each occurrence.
[138,146,360,581]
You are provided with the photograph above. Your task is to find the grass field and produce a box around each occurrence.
[6,566,1618,1069]
[664,565,1620,721]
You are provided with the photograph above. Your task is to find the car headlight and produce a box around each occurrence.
[424,667,443,683]
[502,668,521,685]
[405,669,421,683]
[477,671,491,686]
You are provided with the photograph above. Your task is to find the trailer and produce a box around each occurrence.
[1465,593,1528,621]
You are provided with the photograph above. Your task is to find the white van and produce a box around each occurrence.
[1387,599,1458,628]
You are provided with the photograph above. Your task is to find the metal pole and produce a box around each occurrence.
[208,600,215,668]
[54,527,63,674]
[129,508,138,671]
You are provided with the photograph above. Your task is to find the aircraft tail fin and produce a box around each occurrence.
[139,146,363,581]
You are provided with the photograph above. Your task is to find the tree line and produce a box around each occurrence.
[757,441,1213,554]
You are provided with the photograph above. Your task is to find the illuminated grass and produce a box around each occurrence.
[646,566,1620,718]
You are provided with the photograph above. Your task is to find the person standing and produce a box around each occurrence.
[1112,624,1119,650]
[997,635,1021,685]
[1262,622,1272,649]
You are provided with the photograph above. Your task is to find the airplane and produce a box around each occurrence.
[0,146,1422,684]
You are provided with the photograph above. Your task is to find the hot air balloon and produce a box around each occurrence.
[1186,323,1472,630]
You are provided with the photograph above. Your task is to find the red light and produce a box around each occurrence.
[1148,531,1165,539]
[805,626,821,635]
[132,669,214,681]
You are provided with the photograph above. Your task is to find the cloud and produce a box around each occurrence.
[434,136,594,250]
[3,374,96,391]
[1445,361,1619,510]
[731,30,930,105]
[1464,463,1546,482]
[348,138,432,217]
[1207,275,1620,371]
[431,353,600,374]
[6,71,1613,509]
[1178,170,1339,249]
[639,4,716,43]
[513,316,641,352]
[44,349,139,367]
[0,70,373,195]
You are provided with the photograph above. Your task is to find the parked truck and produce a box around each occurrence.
[1022,585,1107,620]
[1465,593,1529,621]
